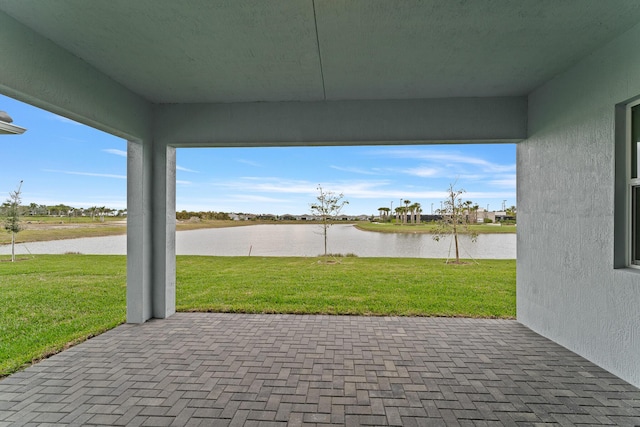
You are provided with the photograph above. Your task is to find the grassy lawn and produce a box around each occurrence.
[177,257,515,317]
[0,254,515,377]
[0,255,127,377]
[356,221,516,234]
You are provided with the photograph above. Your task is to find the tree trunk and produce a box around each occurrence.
[454,231,460,263]
[323,218,328,256]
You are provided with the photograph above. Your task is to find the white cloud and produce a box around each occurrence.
[402,167,439,177]
[208,176,450,201]
[488,174,517,188]
[374,149,515,173]
[211,177,318,194]
[177,180,192,185]
[43,169,126,179]
[177,165,199,173]
[228,194,290,203]
[237,159,262,167]
[103,149,127,157]
[329,165,379,175]
[464,191,517,200]
[51,115,83,126]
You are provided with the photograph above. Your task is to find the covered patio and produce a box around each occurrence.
[1,0,640,423]
[2,314,639,426]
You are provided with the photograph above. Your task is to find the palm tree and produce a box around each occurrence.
[463,200,473,224]
[394,206,402,223]
[380,207,391,222]
[413,202,422,224]
[378,207,389,222]
[471,204,480,224]
[98,206,106,222]
[403,199,411,224]
[407,203,414,224]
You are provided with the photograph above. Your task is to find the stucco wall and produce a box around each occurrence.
[518,22,640,387]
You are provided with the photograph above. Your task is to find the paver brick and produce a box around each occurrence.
[0,313,639,426]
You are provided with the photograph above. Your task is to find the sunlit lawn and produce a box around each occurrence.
[0,254,515,377]
[177,256,515,318]
[0,255,127,377]
[356,221,516,234]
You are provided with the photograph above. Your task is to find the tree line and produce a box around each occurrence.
[176,210,230,221]
[378,201,516,224]
[0,203,233,221]
[0,203,127,219]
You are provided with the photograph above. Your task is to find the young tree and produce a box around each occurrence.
[310,185,348,256]
[4,180,24,262]
[432,183,477,264]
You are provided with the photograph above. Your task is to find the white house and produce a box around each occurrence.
[1,1,639,387]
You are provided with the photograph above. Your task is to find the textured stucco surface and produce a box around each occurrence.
[3,1,640,103]
[126,141,153,323]
[518,22,640,387]
[0,11,151,141]
[153,97,526,146]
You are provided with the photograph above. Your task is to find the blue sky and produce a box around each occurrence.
[1,94,516,215]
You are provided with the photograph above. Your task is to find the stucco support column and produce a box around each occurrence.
[127,139,152,323]
[126,139,176,323]
[152,143,176,319]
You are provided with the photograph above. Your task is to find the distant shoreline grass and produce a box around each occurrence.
[1,254,515,377]
[355,222,516,234]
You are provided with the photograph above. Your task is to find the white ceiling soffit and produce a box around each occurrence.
[1,0,640,104]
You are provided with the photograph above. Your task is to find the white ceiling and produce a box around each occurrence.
[2,0,640,104]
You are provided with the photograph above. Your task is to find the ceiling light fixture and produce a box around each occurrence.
[0,111,27,135]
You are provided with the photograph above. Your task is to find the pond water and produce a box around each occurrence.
[1,224,516,259]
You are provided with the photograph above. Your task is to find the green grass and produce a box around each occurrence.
[356,221,517,234]
[177,257,515,318]
[1,255,515,377]
[22,215,125,224]
[0,255,127,377]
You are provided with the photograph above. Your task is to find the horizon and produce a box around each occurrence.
[1,93,516,216]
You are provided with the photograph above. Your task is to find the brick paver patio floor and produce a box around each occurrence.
[1,313,639,426]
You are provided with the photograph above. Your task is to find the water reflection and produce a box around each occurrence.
[1,224,515,258]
